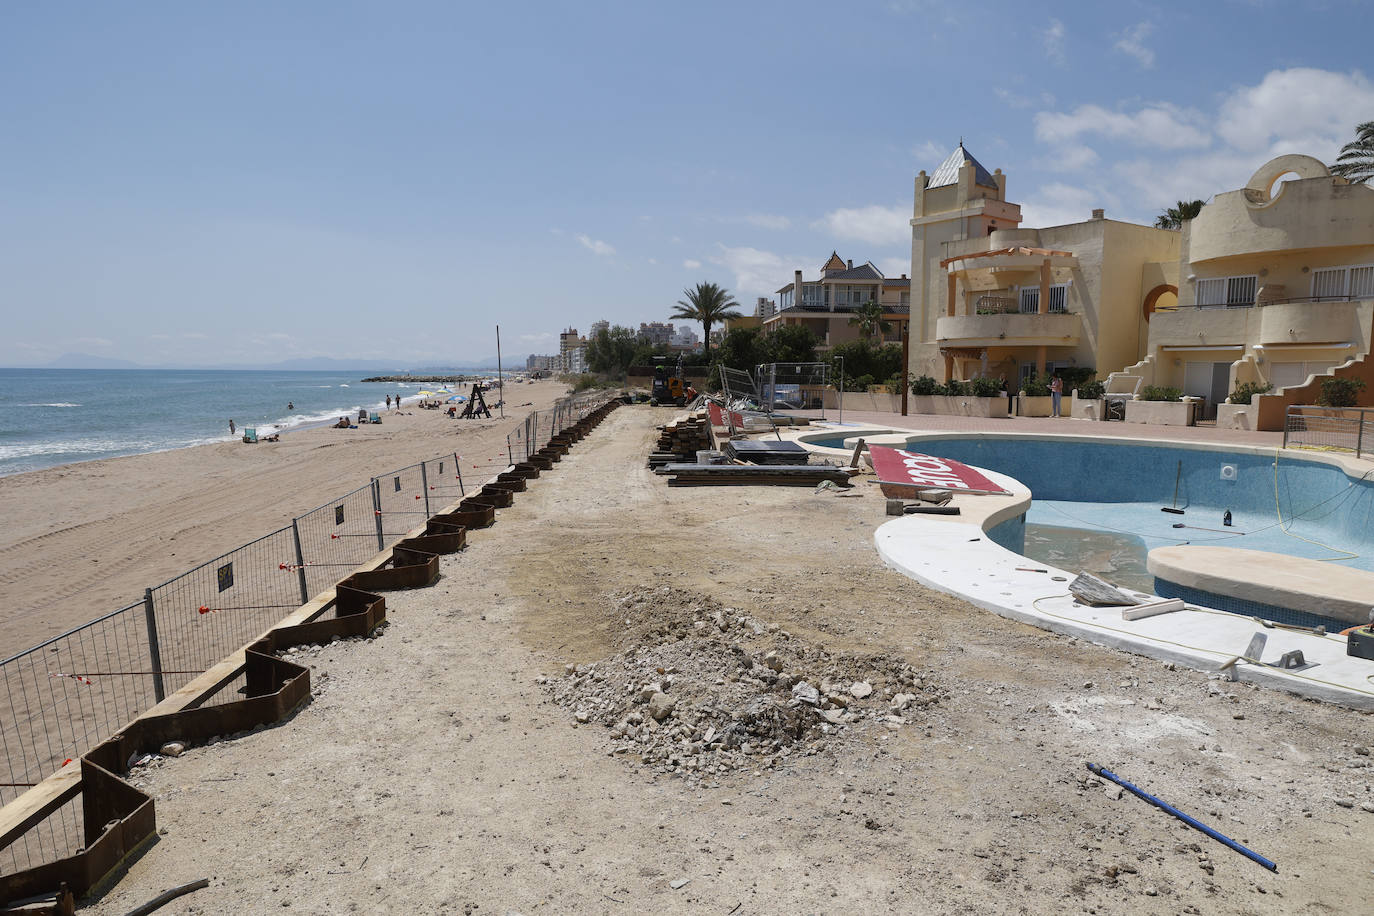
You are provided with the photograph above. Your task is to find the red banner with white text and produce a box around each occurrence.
[868,445,1010,496]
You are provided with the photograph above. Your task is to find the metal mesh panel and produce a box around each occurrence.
[0,791,83,876]
[1,603,151,810]
[756,362,830,417]
[1283,406,1372,458]
[294,483,380,601]
[718,367,760,408]
[147,527,300,699]
[423,454,465,510]
[373,463,429,546]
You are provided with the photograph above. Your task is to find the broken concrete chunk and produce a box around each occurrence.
[648,692,678,722]
[791,681,821,706]
[850,681,873,699]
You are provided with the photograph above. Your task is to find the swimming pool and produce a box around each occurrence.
[805,430,1374,626]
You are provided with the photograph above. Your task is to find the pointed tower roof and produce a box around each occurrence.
[822,251,847,272]
[927,143,999,189]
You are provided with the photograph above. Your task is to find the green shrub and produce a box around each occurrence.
[1317,377,1367,407]
[968,376,1003,397]
[849,374,875,391]
[1057,367,1096,391]
[940,379,968,396]
[1228,381,1272,405]
[1076,380,1105,400]
[1140,385,1183,401]
[910,375,939,396]
[566,373,604,392]
[1021,373,1051,396]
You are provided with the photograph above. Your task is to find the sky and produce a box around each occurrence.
[3,0,1372,367]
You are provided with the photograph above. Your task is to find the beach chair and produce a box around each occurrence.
[358,408,368,423]
[241,428,258,443]
[369,412,381,424]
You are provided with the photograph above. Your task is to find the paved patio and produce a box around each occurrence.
[811,404,1288,449]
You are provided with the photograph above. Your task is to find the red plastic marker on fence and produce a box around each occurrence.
[48,672,93,686]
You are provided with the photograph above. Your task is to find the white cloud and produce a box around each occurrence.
[575,234,615,256]
[1020,183,1110,229]
[519,332,555,344]
[182,332,208,340]
[1035,102,1211,150]
[683,258,702,269]
[648,257,658,265]
[1042,20,1066,66]
[1041,143,1100,172]
[710,245,801,297]
[73,336,112,349]
[912,139,945,163]
[814,204,909,246]
[878,257,909,279]
[1215,67,1374,156]
[1114,22,1155,69]
[742,213,792,230]
[995,87,1057,110]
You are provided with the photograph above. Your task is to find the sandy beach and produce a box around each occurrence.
[0,379,570,656]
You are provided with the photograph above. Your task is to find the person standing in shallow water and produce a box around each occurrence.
[1050,374,1063,418]
[229,419,235,435]
[386,395,391,409]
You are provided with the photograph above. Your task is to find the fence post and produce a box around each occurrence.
[1282,408,1290,450]
[454,451,465,496]
[1358,410,1366,459]
[291,518,310,604]
[371,478,385,550]
[142,588,166,703]
[420,461,431,518]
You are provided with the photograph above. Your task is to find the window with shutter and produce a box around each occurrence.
[1226,276,1256,307]
[1311,268,1346,300]
[1196,278,1225,307]
[1048,285,1067,313]
[1349,266,1374,299]
[1019,288,1038,313]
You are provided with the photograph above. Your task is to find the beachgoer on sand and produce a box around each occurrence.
[386,395,392,409]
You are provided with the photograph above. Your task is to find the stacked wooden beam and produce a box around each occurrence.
[656,463,859,487]
[648,415,711,468]
[723,439,811,465]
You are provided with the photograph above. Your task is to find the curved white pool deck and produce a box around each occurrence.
[792,423,1374,711]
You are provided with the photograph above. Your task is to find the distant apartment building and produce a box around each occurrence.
[755,297,777,320]
[589,319,610,338]
[638,322,675,347]
[669,325,700,351]
[763,252,909,349]
[525,353,558,371]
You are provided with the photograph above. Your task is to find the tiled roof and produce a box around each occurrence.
[928,143,998,189]
[824,262,884,282]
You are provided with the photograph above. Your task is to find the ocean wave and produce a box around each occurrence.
[18,403,81,408]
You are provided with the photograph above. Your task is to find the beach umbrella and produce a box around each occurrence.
[418,390,435,397]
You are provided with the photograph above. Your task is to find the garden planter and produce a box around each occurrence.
[908,395,1008,418]
[1069,394,1104,420]
[1017,394,1053,418]
[1125,399,1197,426]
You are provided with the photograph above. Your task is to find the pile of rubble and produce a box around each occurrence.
[542,585,944,779]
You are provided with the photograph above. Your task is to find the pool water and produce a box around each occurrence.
[1024,522,1153,593]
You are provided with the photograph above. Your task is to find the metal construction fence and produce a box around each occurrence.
[3,391,615,874]
[755,362,830,418]
[506,390,618,461]
[1282,405,1373,459]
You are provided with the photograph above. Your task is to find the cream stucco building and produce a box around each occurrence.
[1114,154,1374,428]
[764,252,910,350]
[908,144,1179,391]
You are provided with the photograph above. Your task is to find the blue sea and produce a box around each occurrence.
[0,368,497,477]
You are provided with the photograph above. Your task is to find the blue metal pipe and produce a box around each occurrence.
[1087,763,1277,872]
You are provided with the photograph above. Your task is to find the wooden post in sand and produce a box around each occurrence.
[142,587,166,703]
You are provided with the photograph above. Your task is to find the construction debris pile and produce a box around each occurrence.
[647,415,711,468]
[543,585,944,779]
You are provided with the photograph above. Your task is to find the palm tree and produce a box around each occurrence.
[1331,121,1374,184]
[671,282,741,358]
[1154,199,1205,229]
[847,300,891,344]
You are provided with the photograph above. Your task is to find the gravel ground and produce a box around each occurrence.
[84,406,1372,915]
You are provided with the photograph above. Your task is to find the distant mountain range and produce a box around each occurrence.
[22,353,502,372]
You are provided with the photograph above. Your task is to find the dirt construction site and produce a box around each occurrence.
[82,406,1371,915]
